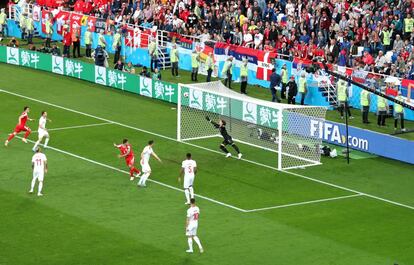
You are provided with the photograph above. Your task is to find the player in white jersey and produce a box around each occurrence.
[137,140,162,187]
[29,148,48,196]
[32,111,51,152]
[186,198,203,253]
[179,153,197,205]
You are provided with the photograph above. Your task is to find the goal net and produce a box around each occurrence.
[177,81,327,170]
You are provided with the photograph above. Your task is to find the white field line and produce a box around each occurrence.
[245,194,363,212]
[48,122,113,131]
[3,89,414,212]
[16,136,247,213]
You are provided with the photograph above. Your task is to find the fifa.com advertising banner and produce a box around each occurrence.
[309,120,414,164]
[0,46,413,165]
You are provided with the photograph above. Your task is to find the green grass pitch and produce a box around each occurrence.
[1,63,414,265]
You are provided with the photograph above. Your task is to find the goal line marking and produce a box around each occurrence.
[3,89,414,212]
[245,194,363,212]
[48,122,113,131]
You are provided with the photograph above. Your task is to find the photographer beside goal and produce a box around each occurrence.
[205,116,242,159]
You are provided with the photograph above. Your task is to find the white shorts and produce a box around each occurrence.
[186,224,198,236]
[140,161,151,173]
[183,175,194,189]
[38,129,49,139]
[33,170,44,182]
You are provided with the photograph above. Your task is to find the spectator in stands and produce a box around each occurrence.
[114,59,124,71]
[287,76,298,105]
[140,66,150,77]
[269,68,281,103]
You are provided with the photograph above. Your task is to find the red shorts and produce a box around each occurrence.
[125,156,135,167]
[14,125,31,134]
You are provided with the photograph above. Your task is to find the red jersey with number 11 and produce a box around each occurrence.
[119,144,134,159]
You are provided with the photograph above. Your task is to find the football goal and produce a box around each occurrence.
[177,81,327,170]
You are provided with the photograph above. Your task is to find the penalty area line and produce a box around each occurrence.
[16,136,247,213]
[48,122,113,131]
[245,194,363,212]
[3,89,414,212]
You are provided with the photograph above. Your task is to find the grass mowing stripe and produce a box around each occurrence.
[245,194,364,212]
[48,122,113,131]
[15,136,248,213]
[3,88,414,212]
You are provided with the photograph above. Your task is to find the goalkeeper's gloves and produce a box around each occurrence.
[205,116,211,122]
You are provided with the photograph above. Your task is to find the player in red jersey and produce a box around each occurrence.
[5,106,34,146]
[113,139,141,181]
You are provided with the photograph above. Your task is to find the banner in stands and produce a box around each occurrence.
[5,13,414,121]
[0,45,412,164]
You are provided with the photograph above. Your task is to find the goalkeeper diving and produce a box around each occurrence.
[206,116,242,159]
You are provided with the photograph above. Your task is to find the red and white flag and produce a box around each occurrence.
[70,13,83,32]
[256,51,276,81]
[54,10,71,35]
[41,11,51,34]
[86,16,96,32]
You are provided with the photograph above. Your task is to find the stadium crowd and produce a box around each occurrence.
[23,0,414,80]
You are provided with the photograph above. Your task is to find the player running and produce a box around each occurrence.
[137,140,162,187]
[114,139,141,181]
[5,106,34,146]
[179,153,197,205]
[32,111,51,152]
[205,116,242,159]
[186,198,204,253]
[29,147,48,196]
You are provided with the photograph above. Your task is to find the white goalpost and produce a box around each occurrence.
[177,81,327,170]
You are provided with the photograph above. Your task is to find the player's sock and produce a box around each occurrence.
[193,236,203,250]
[185,189,190,203]
[129,168,134,177]
[187,238,193,252]
[33,140,40,151]
[232,144,240,153]
[189,186,195,199]
[7,133,15,141]
[44,138,49,147]
[133,167,140,175]
[38,181,43,195]
[30,178,36,192]
[24,130,31,139]
[142,173,151,185]
[220,145,229,154]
